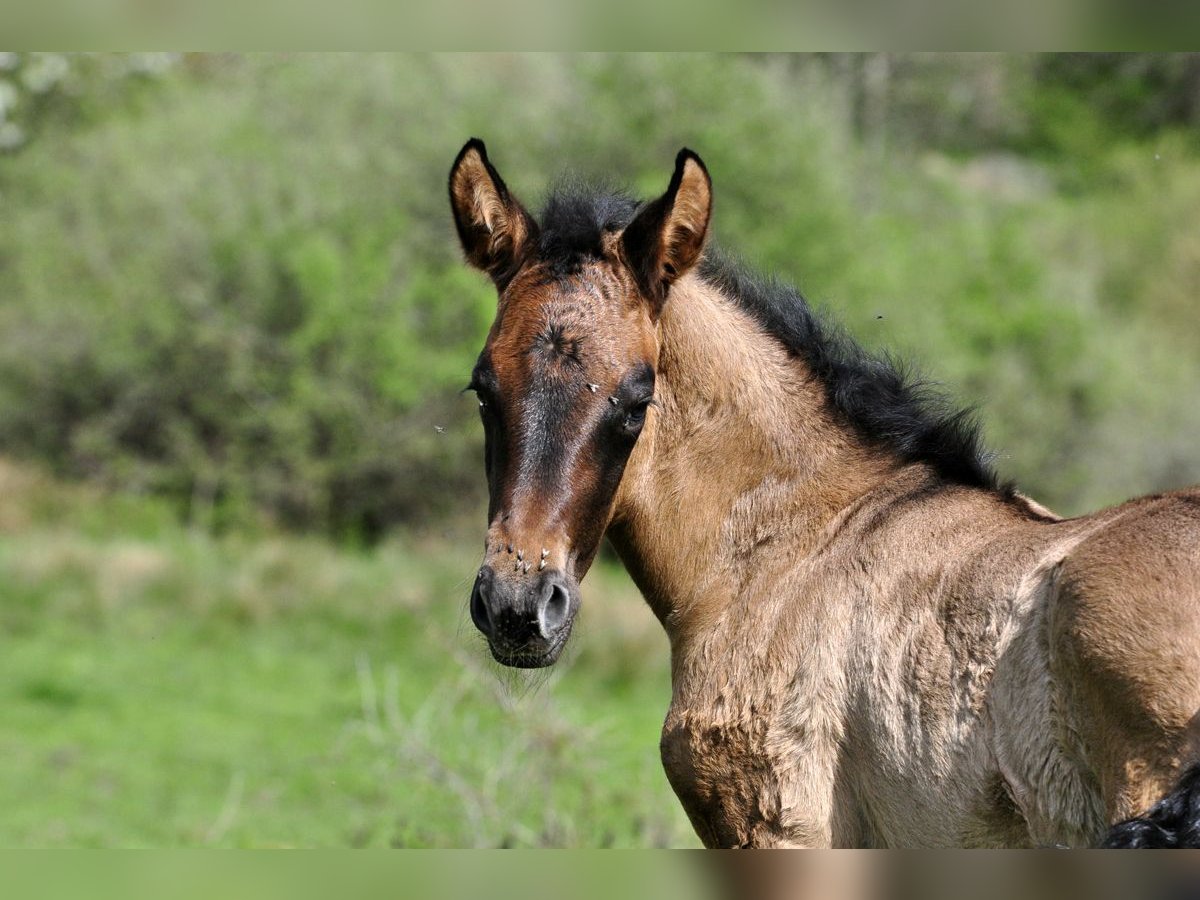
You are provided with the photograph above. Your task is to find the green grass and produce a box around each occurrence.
[0,460,696,847]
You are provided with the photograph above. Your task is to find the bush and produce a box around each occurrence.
[1,54,1198,534]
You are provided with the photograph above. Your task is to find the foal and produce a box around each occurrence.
[449,139,1200,848]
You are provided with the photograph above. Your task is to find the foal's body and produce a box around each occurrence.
[449,140,1200,847]
[610,276,1200,847]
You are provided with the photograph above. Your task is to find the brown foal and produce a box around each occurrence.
[449,139,1200,848]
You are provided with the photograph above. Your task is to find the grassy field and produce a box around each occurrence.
[0,459,696,847]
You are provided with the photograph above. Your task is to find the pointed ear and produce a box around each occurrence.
[448,139,537,287]
[621,149,712,313]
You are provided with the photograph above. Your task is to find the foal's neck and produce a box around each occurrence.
[608,272,894,655]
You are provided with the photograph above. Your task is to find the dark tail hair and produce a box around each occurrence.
[1100,763,1200,848]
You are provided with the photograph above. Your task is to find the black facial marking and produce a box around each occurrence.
[469,354,499,396]
[614,363,655,404]
[516,373,577,489]
[480,397,506,519]
[604,364,655,439]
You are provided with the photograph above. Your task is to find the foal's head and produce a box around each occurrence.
[449,139,712,667]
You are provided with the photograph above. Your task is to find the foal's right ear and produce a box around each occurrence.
[448,139,537,288]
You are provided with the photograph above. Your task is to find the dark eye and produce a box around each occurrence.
[621,399,652,433]
[470,388,492,420]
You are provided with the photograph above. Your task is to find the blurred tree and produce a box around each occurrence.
[0,52,178,152]
[1035,53,1200,134]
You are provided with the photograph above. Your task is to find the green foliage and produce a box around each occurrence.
[1031,54,1200,144]
[0,56,495,534]
[0,53,1198,533]
[0,52,176,152]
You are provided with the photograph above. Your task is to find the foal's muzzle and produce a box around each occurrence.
[470,565,579,667]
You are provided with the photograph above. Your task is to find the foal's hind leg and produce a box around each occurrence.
[1049,495,1200,836]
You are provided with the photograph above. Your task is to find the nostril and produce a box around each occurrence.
[470,578,492,638]
[538,581,571,639]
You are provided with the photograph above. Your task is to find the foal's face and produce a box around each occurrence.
[448,140,711,667]
[466,266,656,667]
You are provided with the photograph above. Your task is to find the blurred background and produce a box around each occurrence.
[0,52,1198,847]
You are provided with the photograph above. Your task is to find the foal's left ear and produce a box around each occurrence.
[448,138,538,288]
[621,149,712,315]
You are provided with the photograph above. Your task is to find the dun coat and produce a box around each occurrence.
[449,139,1200,848]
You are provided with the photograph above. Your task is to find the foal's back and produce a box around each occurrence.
[827,477,1200,846]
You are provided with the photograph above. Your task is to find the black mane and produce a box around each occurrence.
[536,186,1006,494]
[698,250,1005,492]
[536,182,640,278]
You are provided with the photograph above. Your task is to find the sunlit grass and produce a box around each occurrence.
[0,459,694,847]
